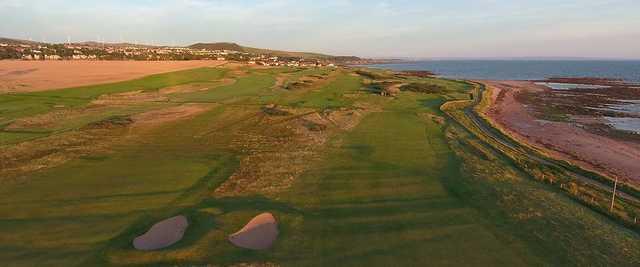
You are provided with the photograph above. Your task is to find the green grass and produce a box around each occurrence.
[0,105,239,266]
[0,130,51,145]
[286,72,361,109]
[271,109,539,266]
[280,67,334,90]
[95,90,542,266]
[2,66,639,267]
[257,70,360,109]
[445,122,640,266]
[0,67,228,126]
[0,68,230,145]
[170,73,276,103]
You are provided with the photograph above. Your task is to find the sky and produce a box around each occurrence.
[1,0,639,59]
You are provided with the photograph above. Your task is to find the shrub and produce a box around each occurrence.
[401,83,445,94]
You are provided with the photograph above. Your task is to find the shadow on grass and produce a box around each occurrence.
[82,194,305,265]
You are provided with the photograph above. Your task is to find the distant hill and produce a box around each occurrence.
[73,41,158,48]
[188,42,245,52]
[242,46,333,59]
[0,37,42,45]
[188,42,353,60]
[1,37,363,62]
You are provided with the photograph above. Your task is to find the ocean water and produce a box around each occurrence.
[605,117,640,134]
[535,82,610,90]
[364,60,640,82]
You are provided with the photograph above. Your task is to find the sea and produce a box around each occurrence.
[363,60,640,82]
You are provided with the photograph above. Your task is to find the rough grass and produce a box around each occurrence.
[0,67,228,126]
[290,72,361,109]
[1,65,639,267]
[445,122,640,266]
[0,68,228,145]
[258,70,359,110]
[400,82,446,94]
[271,108,540,266]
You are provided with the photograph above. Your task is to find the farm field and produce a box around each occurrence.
[0,60,225,93]
[0,64,638,266]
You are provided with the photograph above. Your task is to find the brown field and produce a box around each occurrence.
[0,60,226,93]
[481,80,640,185]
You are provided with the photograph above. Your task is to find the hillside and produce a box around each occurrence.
[0,37,42,45]
[189,42,354,60]
[188,42,245,52]
[0,37,370,64]
[1,37,363,62]
[242,46,332,59]
[72,41,159,48]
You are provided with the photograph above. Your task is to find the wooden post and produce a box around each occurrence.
[610,177,619,212]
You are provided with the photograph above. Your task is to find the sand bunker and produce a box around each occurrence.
[229,213,278,250]
[133,215,188,251]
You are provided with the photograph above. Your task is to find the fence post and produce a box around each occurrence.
[610,177,618,212]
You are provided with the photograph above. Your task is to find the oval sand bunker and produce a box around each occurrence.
[133,215,188,251]
[229,213,279,250]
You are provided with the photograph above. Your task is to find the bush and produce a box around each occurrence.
[401,83,445,94]
[355,70,391,80]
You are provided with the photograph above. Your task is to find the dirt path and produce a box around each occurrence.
[0,60,226,93]
[480,80,640,185]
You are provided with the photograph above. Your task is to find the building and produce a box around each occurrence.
[44,54,61,60]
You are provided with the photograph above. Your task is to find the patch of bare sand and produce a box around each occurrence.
[229,213,278,250]
[0,60,225,93]
[481,80,640,184]
[159,79,235,95]
[92,78,236,105]
[381,82,406,96]
[272,74,288,89]
[91,90,168,106]
[130,103,214,129]
[213,105,370,197]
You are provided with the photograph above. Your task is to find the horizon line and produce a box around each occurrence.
[3,35,640,61]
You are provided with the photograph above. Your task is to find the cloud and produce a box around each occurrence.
[0,0,638,58]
